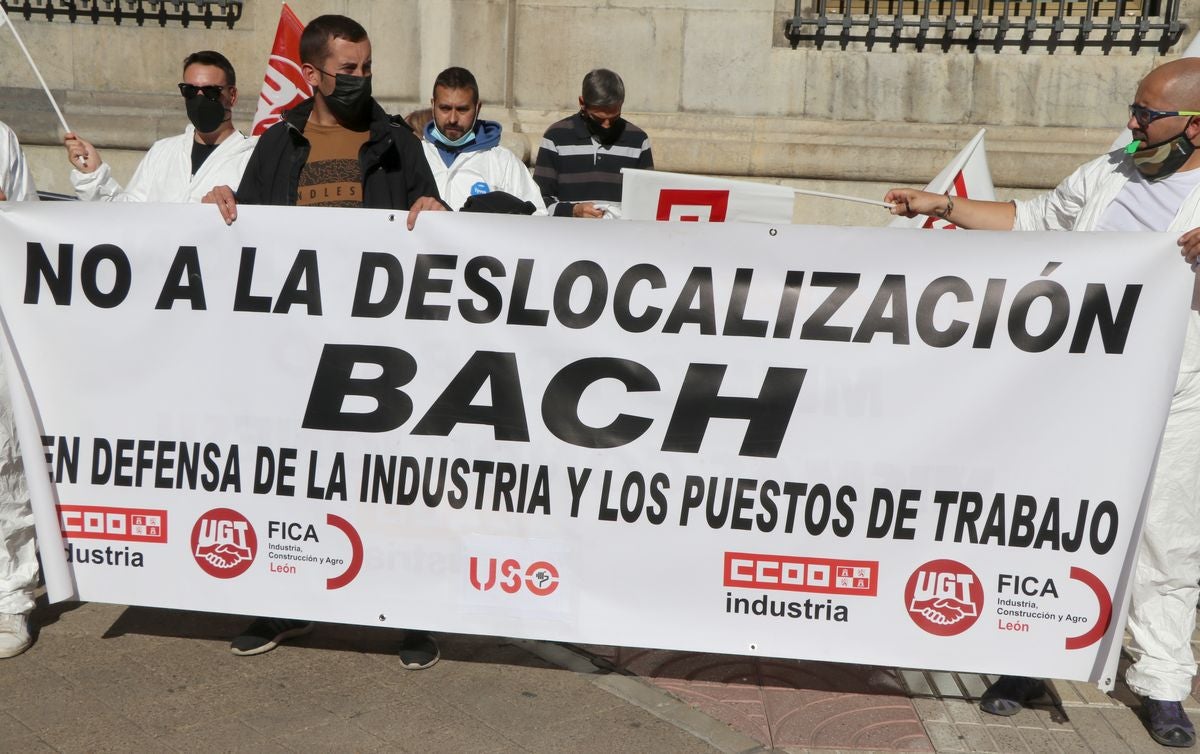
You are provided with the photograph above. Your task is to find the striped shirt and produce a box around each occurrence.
[534,112,653,217]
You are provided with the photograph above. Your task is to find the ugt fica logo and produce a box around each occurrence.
[191,508,257,579]
[904,559,983,636]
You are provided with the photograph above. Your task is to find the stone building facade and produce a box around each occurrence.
[0,0,1194,223]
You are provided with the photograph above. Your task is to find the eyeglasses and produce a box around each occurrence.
[178,83,228,102]
[1129,104,1200,129]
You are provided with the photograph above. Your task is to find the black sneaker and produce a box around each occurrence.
[398,631,439,670]
[979,675,1047,716]
[1144,699,1197,748]
[229,617,313,657]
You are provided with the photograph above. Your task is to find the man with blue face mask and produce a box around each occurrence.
[206,15,445,230]
[420,66,546,214]
[63,51,255,203]
[886,58,1200,749]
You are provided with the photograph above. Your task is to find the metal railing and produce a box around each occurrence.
[784,0,1183,51]
[1,0,243,28]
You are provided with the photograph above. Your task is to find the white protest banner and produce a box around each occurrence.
[0,203,1190,686]
[890,129,996,229]
[621,168,795,224]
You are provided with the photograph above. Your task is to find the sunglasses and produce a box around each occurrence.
[178,83,228,102]
[1129,104,1200,129]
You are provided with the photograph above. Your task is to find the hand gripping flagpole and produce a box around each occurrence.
[0,12,84,165]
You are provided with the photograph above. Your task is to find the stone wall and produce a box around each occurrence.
[0,0,1194,220]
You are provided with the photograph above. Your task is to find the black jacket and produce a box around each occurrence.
[236,98,443,209]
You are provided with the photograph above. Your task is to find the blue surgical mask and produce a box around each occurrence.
[431,124,476,148]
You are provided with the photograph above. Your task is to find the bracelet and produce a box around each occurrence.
[934,192,954,220]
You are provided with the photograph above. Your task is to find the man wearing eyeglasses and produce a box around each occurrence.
[63,50,255,203]
[534,68,653,218]
[885,58,1200,749]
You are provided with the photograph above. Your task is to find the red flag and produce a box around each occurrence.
[251,3,310,136]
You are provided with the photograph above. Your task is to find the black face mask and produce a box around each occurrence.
[323,73,373,125]
[186,95,227,134]
[1131,126,1197,181]
[582,111,625,145]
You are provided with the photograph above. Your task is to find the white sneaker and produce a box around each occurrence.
[0,613,31,658]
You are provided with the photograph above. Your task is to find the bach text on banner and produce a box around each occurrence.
[0,202,1189,686]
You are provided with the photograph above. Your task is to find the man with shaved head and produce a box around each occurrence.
[887,58,1200,748]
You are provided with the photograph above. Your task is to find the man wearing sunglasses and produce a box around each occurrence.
[63,50,255,203]
[885,58,1200,749]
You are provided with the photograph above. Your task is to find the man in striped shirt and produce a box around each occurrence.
[534,69,653,218]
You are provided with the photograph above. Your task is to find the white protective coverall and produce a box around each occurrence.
[1014,149,1200,702]
[70,125,256,202]
[420,139,547,214]
[0,121,39,202]
[0,350,34,616]
[0,121,37,615]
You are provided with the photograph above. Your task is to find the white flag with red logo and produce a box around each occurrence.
[620,168,795,224]
[890,129,996,230]
[250,3,310,137]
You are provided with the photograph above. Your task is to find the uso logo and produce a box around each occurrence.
[904,559,984,636]
[191,508,257,579]
[469,557,559,596]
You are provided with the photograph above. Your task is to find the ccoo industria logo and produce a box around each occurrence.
[191,508,257,578]
[904,558,984,636]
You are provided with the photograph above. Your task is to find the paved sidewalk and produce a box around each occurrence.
[2,600,1195,752]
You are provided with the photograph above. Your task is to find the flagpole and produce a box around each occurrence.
[2,13,72,135]
[793,187,894,209]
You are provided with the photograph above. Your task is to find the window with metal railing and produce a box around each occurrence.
[1,0,243,28]
[783,0,1183,52]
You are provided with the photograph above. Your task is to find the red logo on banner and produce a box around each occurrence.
[723,552,877,596]
[191,508,257,578]
[251,3,311,136]
[905,559,983,636]
[469,557,560,596]
[655,189,730,222]
[325,513,364,590]
[59,505,167,543]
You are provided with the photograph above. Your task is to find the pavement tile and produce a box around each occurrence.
[958,674,992,699]
[954,723,998,752]
[0,710,35,739]
[763,690,928,751]
[528,701,723,754]
[350,701,526,753]
[1014,725,1067,753]
[650,678,769,745]
[156,717,289,753]
[1060,707,1131,753]
[983,723,1032,753]
[912,698,951,724]
[902,669,935,696]
[1060,679,1121,708]
[272,719,391,752]
[235,695,337,735]
[1048,728,1099,754]
[924,720,971,752]
[1093,705,1172,754]
[943,698,984,725]
[421,658,633,743]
